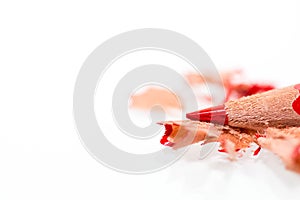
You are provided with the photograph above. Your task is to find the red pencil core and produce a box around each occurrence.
[293,97,300,115]
[186,105,229,125]
[292,84,300,115]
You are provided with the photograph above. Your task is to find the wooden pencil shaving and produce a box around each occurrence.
[159,120,257,153]
[159,121,300,174]
[258,127,300,173]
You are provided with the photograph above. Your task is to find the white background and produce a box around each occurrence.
[1,0,300,199]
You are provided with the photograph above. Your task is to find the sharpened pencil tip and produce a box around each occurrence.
[186,104,229,125]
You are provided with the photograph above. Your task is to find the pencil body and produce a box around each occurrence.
[187,84,300,130]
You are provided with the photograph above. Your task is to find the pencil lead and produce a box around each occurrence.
[186,104,228,125]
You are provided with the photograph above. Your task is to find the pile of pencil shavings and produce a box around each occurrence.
[159,84,300,174]
[159,120,300,174]
[130,70,300,174]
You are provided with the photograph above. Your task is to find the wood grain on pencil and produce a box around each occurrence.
[187,84,300,130]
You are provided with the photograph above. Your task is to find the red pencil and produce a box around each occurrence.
[186,84,300,130]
